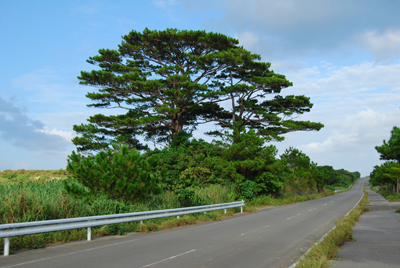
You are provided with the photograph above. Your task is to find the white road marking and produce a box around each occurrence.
[322,203,327,206]
[0,237,144,268]
[308,208,317,211]
[287,213,300,219]
[240,225,270,236]
[139,249,195,268]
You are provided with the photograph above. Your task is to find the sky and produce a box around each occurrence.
[1,0,400,176]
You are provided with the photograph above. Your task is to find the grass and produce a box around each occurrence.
[295,189,369,268]
[376,190,400,202]
[0,171,336,255]
[0,169,69,181]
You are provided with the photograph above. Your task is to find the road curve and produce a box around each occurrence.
[0,178,366,268]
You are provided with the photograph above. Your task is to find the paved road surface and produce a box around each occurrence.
[0,178,366,268]
[332,180,400,268]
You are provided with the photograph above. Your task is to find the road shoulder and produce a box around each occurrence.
[331,185,400,268]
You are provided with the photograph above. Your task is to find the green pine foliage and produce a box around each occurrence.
[66,145,163,201]
[220,128,287,195]
[371,126,400,192]
[75,28,323,154]
[370,161,400,190]
[72,111,149,155]
[375,126,400,162]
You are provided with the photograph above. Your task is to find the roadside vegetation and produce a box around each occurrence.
[371,126,400,194]
[295,189,369,268]
[0,159,355,254]
[375,190,400,202]
[0,28,361,255]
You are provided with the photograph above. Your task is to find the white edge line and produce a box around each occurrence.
[289,181,365,268]
[139,249,195,268]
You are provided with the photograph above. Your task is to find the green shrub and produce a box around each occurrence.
[67,145,163,201]
[240,180,256,200]
[175,189,196,207]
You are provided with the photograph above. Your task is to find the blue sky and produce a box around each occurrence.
[1,0,400,176]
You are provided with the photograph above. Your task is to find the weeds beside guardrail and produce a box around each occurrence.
[1,201,244,256]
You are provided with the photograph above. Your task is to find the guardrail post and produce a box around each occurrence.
[224,209,227,214]
[140,220,143,225]
[241,200,244,213]
[4,237,9,256]
[177,216,180,219]
[87,227,91,241]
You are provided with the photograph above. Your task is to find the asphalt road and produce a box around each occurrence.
[0,177,366,268]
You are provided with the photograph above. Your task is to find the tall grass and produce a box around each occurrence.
[0,174,334,255]
[0,177,236,254]
[376,190,400,202]
[0,169,69,181]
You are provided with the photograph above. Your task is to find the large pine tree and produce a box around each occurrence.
[75,28,323,153]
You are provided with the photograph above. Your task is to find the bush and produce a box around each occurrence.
[67,145,163,202]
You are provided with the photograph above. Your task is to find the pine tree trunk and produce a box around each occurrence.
[171,114,183,135]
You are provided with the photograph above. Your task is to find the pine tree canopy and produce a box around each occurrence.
[75,28,323,152]
[375,126,400,162]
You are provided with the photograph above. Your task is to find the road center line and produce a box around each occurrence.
[139,249,196,268]
[322,203,327,206]
[240,225,270,236]
[0,236,146,268]
[287,213,300,219]
[308,208,317,211]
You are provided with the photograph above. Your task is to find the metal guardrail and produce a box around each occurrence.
[0,200,245,256]
[335,184,353,193]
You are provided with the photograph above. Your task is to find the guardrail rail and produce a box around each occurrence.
[0,200,245,256]
[335,184,354,193]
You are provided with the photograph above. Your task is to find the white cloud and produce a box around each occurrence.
[284,61,400,98]
[235,31,259,50]
[270,59,400,176]
[270,60,305,73]
[185,0,400,60]
[36,127,74,143]
[300,109,398,153]
[287,108,400,175]
[361,29,400,61]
